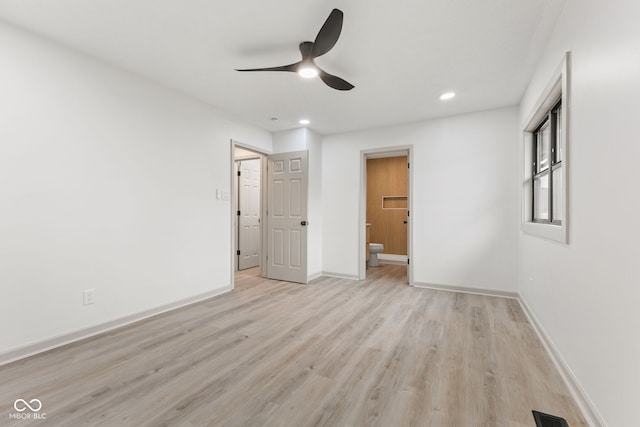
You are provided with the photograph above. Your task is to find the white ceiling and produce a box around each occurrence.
[0,0,565,135]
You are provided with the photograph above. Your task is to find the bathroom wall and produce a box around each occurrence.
[366,156,408,255]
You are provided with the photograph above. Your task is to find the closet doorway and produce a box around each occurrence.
[232,143,267,280]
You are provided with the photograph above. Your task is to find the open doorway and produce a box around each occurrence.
[231,141,268,288]
[360,148,413,283]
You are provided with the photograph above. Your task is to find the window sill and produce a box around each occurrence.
[521,221,567,243]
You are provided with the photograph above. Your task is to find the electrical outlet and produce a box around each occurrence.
[83,289,95,306]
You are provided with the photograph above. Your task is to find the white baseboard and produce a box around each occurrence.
[319,271,360,280]
[517,296,607,427]
[0,285,232,367]
[411,281,518,299]
[307,272,323,282]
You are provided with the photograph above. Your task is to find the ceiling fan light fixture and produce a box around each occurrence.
[298,66,319,78]
[235,9,354,90]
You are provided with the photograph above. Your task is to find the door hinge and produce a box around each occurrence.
[407,162,410,169]
[237,170,241,176]
[407,258,410,265]
[237,210,241,216]
[236,250,240,256]
[407,210,410,216]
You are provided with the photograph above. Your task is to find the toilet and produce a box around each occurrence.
[368,243,384,267]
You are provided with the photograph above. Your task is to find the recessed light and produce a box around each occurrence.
[440,92,456,101]
[299,119,310,125]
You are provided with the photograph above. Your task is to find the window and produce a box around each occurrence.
[521,52,570,243]
[532,100,562,224]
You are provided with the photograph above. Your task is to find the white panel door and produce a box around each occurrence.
[238,159,261,270]
[267,150,308,283]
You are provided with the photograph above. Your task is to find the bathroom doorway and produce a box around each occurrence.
[360,148,412,283]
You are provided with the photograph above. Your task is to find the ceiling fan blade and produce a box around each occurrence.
[236,62,299,73]
[311,9,343,58]
[318,69,354,91]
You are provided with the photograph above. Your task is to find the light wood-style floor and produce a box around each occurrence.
[1,265,586,426]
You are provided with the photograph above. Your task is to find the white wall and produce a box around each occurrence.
[0,22,272,356]
[272,128,307,154]
[305,129,323,279]
[272,128,323,280]
[322,107,520,292]
[518,1,640,426]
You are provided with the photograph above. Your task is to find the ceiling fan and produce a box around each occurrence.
[236,8,354,91]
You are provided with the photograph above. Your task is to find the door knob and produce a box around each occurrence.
[403,220,408,224]
[301,221,307,226]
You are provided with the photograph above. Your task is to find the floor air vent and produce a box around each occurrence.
[532,410,570,427]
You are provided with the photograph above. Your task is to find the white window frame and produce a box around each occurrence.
[521,52,570,243]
